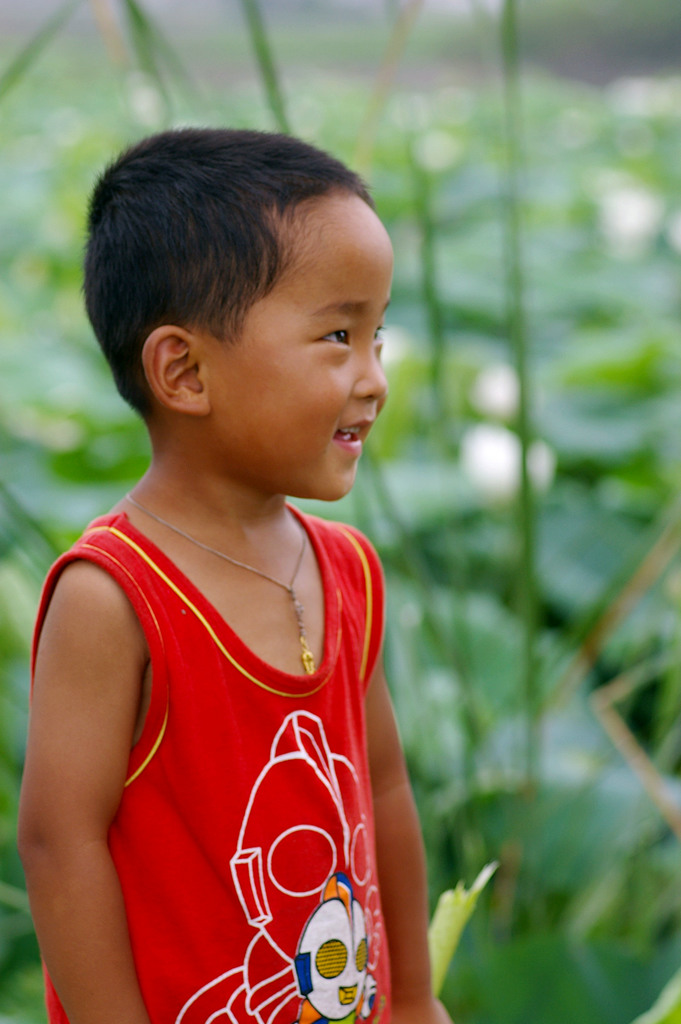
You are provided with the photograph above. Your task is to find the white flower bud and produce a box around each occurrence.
[461,424,555,503]
[470,364,519,421]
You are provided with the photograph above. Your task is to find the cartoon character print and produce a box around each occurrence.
[295,873,376,1024]
[175,712,383,1024]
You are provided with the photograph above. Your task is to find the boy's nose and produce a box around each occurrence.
[355,352,388,406]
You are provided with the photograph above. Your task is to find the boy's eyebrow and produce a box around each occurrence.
[310,298,391,318]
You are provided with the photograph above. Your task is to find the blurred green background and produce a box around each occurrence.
[2,1,681,1021]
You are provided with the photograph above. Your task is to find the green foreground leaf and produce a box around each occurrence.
[630,967,681,1024]
[429,862,498,997]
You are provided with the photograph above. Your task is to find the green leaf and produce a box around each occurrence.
[448,933,681,1024]
[0,0,85,103]
[429,862,498,996]
[630,968,681,1024]
[0,882,30,914]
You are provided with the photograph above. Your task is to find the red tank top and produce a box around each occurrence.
[33,508,391,1024]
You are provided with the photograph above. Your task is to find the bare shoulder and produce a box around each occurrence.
[41,556,143,626]
[37,558,147,667]
[27,560,150,799]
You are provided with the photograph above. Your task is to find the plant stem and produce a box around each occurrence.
[89,0,128,65]
[591,661,681,843]
[237,0,290,134]
[553,507,681,707]
[354,0,423,174]
[121,0,200,114]
[499,0,538,787]
[405,137,448,435]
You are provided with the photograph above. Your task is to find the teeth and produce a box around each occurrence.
[341,426,360,434]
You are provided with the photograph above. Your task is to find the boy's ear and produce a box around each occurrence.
[141,326,210,416]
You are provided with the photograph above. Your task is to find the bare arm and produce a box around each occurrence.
[366,658,453,1024]
[18,561,152,1024]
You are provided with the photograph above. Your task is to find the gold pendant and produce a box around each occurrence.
[300,636,316,675]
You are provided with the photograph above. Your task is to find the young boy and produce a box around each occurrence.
[18,128,452,1024]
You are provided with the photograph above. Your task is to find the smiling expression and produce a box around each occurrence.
[197,192,394,503]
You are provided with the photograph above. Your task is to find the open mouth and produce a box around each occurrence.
[338,984,358,1005]
[334,427,361,442]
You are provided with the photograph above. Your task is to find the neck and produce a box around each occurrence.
[115,470,305,588]
[127,462,290,534]
[119,474,317,676]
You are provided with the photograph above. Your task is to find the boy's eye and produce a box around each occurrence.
[324,329,349,345]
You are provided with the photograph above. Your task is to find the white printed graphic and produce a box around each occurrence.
[295,873,376,1022]
[175,712,382,1024]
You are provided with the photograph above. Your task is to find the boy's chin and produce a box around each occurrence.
[290,474,358,504]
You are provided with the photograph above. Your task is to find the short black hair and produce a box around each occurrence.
[84,127,373,414]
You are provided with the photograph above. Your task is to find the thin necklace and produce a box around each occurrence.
[124,494,316,675]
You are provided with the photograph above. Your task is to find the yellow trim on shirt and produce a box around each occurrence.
[125,702,170,787]
[337,527,373,683]
[80,540,169,785]
[87,526,334,698]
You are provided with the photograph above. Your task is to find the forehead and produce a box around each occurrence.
[279,193,394,299]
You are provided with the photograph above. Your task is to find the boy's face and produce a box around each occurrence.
[200,193,393,502]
